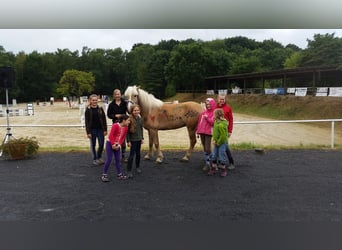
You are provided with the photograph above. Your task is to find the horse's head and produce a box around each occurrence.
[124,85,139,113]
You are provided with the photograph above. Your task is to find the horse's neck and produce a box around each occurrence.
[138,89,163,112]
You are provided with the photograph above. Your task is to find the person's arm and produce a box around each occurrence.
[107,103,116,120]
[227,107,233,135]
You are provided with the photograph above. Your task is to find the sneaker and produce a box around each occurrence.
[227,164,235,170]
[127,171,133,179]
[101,174,109,182]
[136,168,142,174]
[97,158,105,165]
[117,173,128,180]
[220,169,227,177]
[93,160,100,165]
[202,161,211,171]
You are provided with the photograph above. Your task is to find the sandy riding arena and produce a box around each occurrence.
[0,101,341,149]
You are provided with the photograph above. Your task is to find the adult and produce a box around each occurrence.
[107,89,128,162]
[85,94,108,165]
[215,94,235,169]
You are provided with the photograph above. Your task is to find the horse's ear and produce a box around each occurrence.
[136,85,141,90]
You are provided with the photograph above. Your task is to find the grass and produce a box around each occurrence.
[38,142,342,153]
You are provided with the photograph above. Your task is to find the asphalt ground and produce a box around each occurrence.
[0,149,341,222]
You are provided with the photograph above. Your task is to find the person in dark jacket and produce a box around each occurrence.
[85,94,107,165]
[106,89,128,162]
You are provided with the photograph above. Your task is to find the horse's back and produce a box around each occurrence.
[144,101,203,130]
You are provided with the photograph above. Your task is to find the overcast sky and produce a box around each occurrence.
[1,29,342,54]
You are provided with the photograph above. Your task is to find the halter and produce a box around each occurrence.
[125,89,139,113]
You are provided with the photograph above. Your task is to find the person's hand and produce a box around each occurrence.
[127,142,131,147]
[87,134,91,139]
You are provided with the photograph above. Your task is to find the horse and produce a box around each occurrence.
[124,85,204,163]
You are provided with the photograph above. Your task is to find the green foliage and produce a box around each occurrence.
[284,51,303,69]
[165,82,176,97]
[165,43,208,91]
[300,33,342,66]
[57,69,95,98]
[0,136,39,160]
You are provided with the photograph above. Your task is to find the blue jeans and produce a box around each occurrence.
[212,143,228,166]
[89,128,105,160]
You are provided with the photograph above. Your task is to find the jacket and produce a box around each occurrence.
[84,105,107,135]
[196,98,216,135]
[108,122,128,146]
[127,115,144,142]
[212,119,228,146]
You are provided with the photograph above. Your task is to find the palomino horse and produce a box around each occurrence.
[124,85,203,163]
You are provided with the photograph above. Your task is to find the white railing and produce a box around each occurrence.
[234,119,342,149]
[1,119,341,149]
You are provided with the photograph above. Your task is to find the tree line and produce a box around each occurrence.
[1,32,342,103]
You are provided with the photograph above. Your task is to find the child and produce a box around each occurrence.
[126,105,144,178]
[101,114,130,182]
[196,98,216,171]
[208,108,228,177]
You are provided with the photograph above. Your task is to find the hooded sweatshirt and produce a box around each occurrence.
[196,98,216,135]
[212,119,228,146]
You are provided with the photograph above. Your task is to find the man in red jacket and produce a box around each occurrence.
[215,94,235,170]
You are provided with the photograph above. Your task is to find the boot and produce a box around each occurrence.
[207,164,217,175]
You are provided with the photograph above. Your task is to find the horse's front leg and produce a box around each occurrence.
[144,129,153,160]
[151,129,163,163]
[181,126,197,162]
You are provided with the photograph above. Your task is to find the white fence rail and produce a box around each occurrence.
[1,119,341,149]
[234,119,342,149]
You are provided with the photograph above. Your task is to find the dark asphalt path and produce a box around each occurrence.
[1,149,341,221]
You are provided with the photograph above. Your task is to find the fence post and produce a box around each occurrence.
[331,121,335,149]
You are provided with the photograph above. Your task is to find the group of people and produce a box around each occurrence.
[85,89,144,182]
[196,94,235,177]
[85,89,235,182]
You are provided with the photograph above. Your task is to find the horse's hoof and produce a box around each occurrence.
[144,155,151,160]
[155,158,163,164]
[180,156,189,162]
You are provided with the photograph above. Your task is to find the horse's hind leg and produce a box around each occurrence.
[144,129,153,160]
[181,126,197,162]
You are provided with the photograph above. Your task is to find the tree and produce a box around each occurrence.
[165,43,208,93]
[300,33,342,67]
[57,69,95,100]
[284,51,303,69]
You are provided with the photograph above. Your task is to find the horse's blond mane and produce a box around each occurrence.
[125,86,163,111]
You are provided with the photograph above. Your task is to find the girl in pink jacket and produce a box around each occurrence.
[196,98,216,171]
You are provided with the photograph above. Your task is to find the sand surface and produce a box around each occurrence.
[0,101,340,149]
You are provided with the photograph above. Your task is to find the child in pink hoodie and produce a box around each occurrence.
[196,98,216,171]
